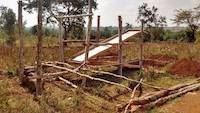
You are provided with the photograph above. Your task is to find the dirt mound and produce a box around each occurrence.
[170,59,200,77]
[148,54,176,62]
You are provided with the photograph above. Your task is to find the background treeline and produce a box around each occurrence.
[0,1,200,46]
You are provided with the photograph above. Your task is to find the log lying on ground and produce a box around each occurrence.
[130,78,200,105]
[132,82,200,112]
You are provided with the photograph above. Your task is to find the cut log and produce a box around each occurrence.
[131,79,200,105]
[133,83,200,112]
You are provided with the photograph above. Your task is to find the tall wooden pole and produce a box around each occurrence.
[36,0,43,96]
[118,16,123,76]
[96,15,100,43]
[59,18,64,62]
[18,0,24,81]
[84,0,93,63]
[139,20,144,74]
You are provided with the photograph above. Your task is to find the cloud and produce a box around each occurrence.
[93,0,200,26]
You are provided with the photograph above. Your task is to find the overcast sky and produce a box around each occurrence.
[0,0,199,27]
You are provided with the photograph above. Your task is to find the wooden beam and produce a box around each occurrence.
[57,13,93,19]
[36,0,43,96]
[18,0,24,81]
[118,16,123,76]
[62,40,96,43]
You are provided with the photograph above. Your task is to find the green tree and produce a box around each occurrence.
[24,0,97,40]
[125,23,133,30]
[173,7,200,42]
[30,25,38,35]
[101,27,112,38]
[137,3,167,41]
[0,6,16,45]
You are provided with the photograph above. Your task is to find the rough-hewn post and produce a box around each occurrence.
[139,20,144,73]
[36,0,43,96]
[96,15,100,43]
[59,18,64,62]
[84,0,93,63]
[118,16,123,76]
[18,0,24,81]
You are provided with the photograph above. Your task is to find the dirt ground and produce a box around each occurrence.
[169,59,200,77]
[157,91,200,113]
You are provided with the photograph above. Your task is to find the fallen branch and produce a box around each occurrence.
[58,77,78,89]
[124,79,143,113]
[44,63,132,91]
[48,61,164,90]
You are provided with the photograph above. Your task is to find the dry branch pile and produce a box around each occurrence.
[121,78,200,112]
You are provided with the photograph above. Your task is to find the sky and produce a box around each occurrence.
[0,0,200,27]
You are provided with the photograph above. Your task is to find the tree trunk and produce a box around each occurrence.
[36,0,43,96]
[187,29,196,42]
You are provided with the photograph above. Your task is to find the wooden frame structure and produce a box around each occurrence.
[18,0,144,96]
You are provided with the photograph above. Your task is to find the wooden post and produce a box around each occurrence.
[96,15,100,43]
[84,0,93,63]
[18,0,24,81]
[59,18,64,62]
[36,0,43,96]
[139,20,144,73]
[118,16,123,76]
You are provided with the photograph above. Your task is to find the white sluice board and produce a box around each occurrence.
[73,30,140,62]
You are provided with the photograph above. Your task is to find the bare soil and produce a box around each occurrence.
[147,54,177,62]
[159,92,200,113]
[169,59,200,77]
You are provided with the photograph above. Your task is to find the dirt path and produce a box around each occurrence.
[157,91,200,113]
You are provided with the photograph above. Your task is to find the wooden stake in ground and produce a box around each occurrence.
[59,17,64,62]
[36,0,43,96]
[118,16,123,76]
[96,15,101,43]
[139,20,144,72]
[84,0,93,63]
[18,0,24,81]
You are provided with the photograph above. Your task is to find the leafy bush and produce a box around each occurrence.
[163,30,177,41]
[0,30,8,43]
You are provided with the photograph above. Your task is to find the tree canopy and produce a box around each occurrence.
[23,0,97,39]
[137,3,167,41]
[0,6,16,45]
[173,6,200,42]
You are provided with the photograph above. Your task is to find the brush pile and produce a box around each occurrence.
[122,78,200,112]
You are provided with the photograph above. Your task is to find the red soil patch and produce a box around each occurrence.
[148,54,176,62]
[169,59,200,77]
